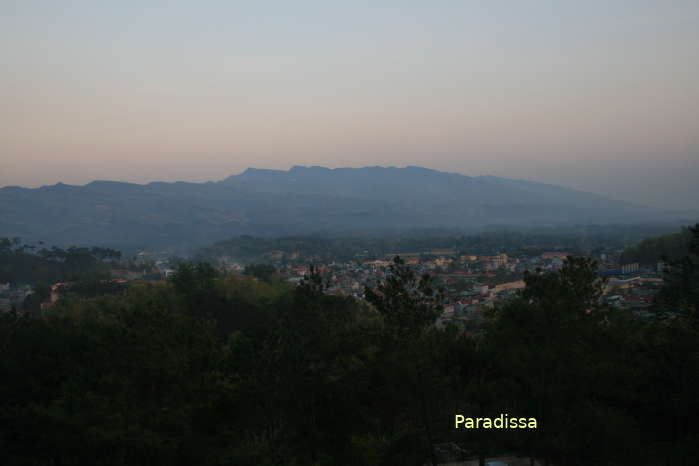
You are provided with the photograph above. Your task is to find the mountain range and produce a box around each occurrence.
[0,165,684,251]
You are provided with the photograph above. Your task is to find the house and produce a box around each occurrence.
[492,280,525,294]
[267,250,284,261]
[434,257,453,268]
[478,254,508,266]
[363,260,391,268]
[620,263,639,274]
[542,252,570,260]
[430,249,456,256]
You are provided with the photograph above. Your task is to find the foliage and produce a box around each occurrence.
[198,225,679,264]
[365,256,443,340]
[1,243,699,465]
[243,263,279,282]
[620,226,693,265]
[654,224,699,315]
[0,237,120,285]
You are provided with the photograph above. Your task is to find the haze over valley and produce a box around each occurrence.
[0,165,687,251]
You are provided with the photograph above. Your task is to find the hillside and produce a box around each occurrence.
[0,166,680,251]
[620,227,694,265]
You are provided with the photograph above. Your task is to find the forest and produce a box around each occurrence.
[619,227,694,265]
[0,227,698,465]
[198,224,681,264]
[0,237,121,285]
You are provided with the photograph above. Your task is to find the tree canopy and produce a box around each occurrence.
[2,232,699,465]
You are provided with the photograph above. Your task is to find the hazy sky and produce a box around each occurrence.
[2,1,698,210]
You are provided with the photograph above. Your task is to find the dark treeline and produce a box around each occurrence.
[0,237,121,285]
[199,224,682,264]
[1,228,699,465]
[620,227,694,266]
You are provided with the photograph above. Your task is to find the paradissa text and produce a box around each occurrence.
[455,414,537,429]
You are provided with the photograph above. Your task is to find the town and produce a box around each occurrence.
[1,241,664,329]
[212,248,664,327]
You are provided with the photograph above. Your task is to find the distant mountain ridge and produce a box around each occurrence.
[0,165,681,251]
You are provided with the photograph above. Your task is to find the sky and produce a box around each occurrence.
[2,1,698,210]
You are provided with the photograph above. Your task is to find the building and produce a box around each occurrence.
[430,249,456,256]
[266,250,284,261]
[492,280,526,294]
[542,252,570,260]
[363,260,391,268]
[434,257,453,268]
[478,253,508,266]
[621,263,639,274]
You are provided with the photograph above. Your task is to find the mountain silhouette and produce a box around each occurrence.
[0,166,676,250]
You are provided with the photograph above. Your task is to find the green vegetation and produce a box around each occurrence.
[655,224,699,315]
[199,225,679,264]
[1,229,699,465]
[243,263,279,282]
[0,237,121,285]
[620,226,693,265]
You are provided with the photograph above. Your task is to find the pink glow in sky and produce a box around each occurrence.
[2,1,698,209]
